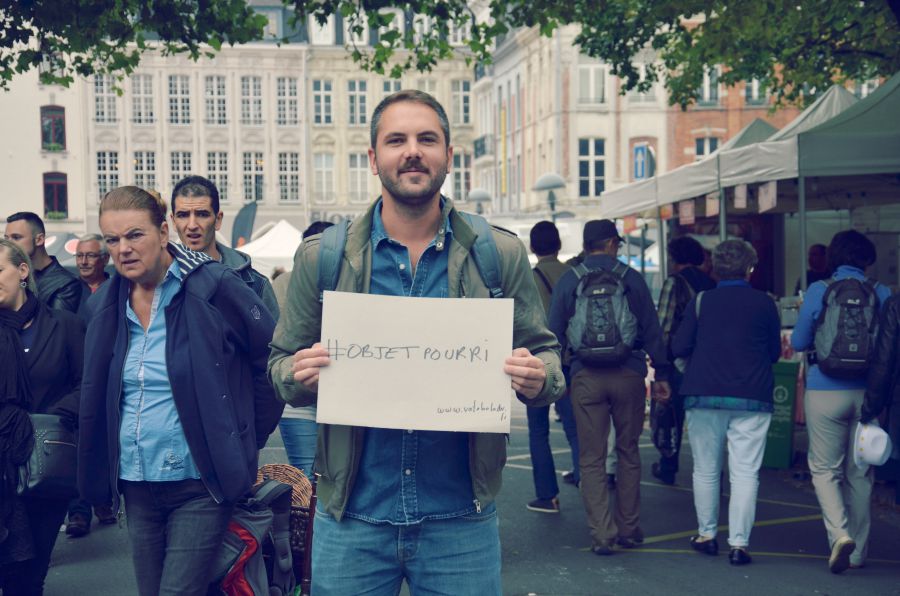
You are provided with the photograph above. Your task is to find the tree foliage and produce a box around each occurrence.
[3,0,899,107]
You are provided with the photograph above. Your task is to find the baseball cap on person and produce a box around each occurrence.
[583,219,624,244]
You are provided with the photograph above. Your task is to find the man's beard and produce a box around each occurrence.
[378,160,448,208]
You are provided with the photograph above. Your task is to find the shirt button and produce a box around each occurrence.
[399,263,406,271]
[221,394,227,399]
[405,469,412,476]
[407,429,414,434]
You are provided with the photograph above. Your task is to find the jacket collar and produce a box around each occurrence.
[168,242,213,278]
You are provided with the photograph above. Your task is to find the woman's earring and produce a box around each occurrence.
[19,280,27,288]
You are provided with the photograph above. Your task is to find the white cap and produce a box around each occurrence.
[853,422,893,469]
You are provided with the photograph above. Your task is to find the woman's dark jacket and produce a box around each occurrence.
[27,302,85,418]
[78,244,284,506]
[672,282,781,402]
[864,293,900,422]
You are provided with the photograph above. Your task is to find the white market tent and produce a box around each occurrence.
[237,219,303,278]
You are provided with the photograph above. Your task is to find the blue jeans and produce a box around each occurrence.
[312,506,501,595]
[279,418,318,480]
[122,479,234,596]
[527,394,580,499]
[686,409,771,548]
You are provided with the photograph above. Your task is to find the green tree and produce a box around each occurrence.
[4,1,899,107]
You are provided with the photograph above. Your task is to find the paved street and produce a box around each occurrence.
[45,399,900,595]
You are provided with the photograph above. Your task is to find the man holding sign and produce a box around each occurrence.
[268,90,564,594]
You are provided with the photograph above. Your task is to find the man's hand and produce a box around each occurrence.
[504,347,546,399]
[651,380,672,402]
[292,342,331,390]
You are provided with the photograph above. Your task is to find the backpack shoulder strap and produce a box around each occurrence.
[253,480,295,593]
[695,290,705,319]
[459,212,504,298]
[572,262,590,281]
[316,219,350,303]
[611,260,629,281]
[533,266,553,294]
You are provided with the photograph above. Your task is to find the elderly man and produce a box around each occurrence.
[269,90,563,594]
[5,211,85,312]
[75,233,110,293]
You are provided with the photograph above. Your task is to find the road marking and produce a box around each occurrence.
[640,514,823,545]
[573,547,900,565]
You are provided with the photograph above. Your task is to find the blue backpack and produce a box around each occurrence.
[316,212,504,299]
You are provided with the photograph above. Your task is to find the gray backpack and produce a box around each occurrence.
[812,277,879,379]
[566,261,638,367]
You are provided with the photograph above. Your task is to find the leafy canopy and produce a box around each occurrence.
[3,0,899,106]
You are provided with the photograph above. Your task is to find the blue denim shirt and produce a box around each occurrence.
[343,199,485,525]
[119,259,200,481]
[790,265,890,391]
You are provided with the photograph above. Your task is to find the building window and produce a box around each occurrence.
[347,80,368,125]
[240,76,263,125]
[207,151,229,202]
[451,80,471,124]
[745,79,766,105]
[242,152,264,202]
[313,80,333,124]
[131,74,155,124]
[412,15,432,45]
[133,151,156,190]
[276,77,299,126]
[578,58,606,104]
[578,138,605,198]
[449,22,469,46]
[377,8,404,41]
[698,67,720,105]
[416,79,436,95]
[205,75,227,125]
[94,75,117,123]
[344,15,369,45]
[313,153,335,203]
[96,151,119,200]
[40,105,66,151]
[278,152,300,203]
[43,172,67,219]
[626,63,656,103]
[695,137,719,160]
[348,153,369,204]
[168,75,191,124]
[453,151,471,202]
[383,79,401,99]
[310,15,336,45]
[170,151,192,191]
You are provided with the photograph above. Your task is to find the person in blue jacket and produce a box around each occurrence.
[791,230,890,574]
[672,239,781,567]
[77,186,283,596]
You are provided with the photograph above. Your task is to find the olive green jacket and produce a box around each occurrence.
[267,198,564,519]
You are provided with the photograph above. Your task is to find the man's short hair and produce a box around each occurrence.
[370,89,451,149]
[668,236,705,267]
[6,211,45,236]
[529,221,562,256]
[78,232,109,256]
[171,175,220,214]
[827,230,877,271]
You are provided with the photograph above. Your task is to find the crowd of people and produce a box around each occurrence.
[0,88,896,595]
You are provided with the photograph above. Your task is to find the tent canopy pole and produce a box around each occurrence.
[798,176,808,293]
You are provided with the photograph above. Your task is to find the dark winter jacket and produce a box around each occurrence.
[863,293,900,423]
[216,242,280,319]
[34,256,86,313]
[26,302,84,420]
[78,244,283,508]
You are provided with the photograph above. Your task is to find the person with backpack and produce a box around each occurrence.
[672,239,781,566]
[548,219,671,556]
[653,236,716,485]
[524,221,580,512]
[267,90,563,595]
[791,230,890,573]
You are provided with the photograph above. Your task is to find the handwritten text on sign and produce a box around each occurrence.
[316,291,514,433]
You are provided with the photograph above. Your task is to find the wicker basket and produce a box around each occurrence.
[255,464,312,567]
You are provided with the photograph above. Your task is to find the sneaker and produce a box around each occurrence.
[562,471,577,485]
[828,536,855,574]
[591,540,614,556]
[65,512,90,538]
[526,497,560,513]
[94,504,117,525]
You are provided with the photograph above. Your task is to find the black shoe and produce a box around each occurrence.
[94,504,117,525]
[617,528,644,549]
[651,462,676,485]
[607,474,616,489]
[562,470,577,486]
[66,513,91,538]
[526,497,560,513]
[729,548,752,566]
[690,535,718,556]
[591,540,614,556]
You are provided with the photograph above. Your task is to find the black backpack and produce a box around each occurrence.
[812,277,879,379]
[565,261,637,367]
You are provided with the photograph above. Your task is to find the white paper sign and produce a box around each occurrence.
[317,291,514,433]
[705,193,720,217]
[758,180,777,213]
[734,184,748,209]
[679,199,695,225]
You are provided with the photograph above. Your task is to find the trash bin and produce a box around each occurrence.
[763,361,800,469]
